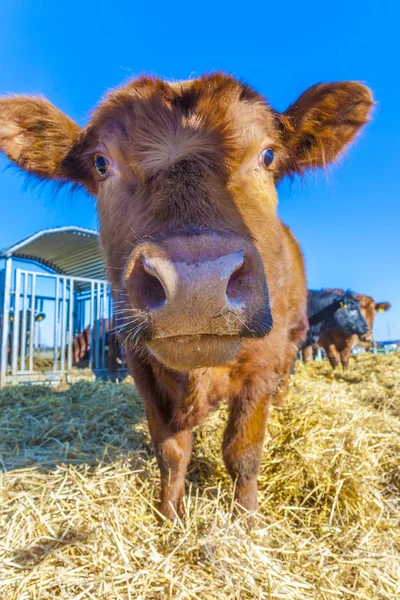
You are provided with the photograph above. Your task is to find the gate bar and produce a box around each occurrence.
[95,281,101,370]
[11,270,22,375]
[20,273,28,371]
[89,282,95,370]
[0,258,12,387]
[101,284,107,370]
[28,274,36,372]
[60,277,67,371]
[68,278,74,371]
[53,277,60,371]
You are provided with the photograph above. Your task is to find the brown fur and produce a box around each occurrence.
[0,73,373,519]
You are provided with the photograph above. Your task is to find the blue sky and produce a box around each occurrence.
[0,0,399,340]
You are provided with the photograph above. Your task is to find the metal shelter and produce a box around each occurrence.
[0,226,122,387]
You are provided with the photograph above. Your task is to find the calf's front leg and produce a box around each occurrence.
[340,339,353,370]
[146,401,192,520]
[222,386,270,513]
[302,345,313,363]
[325,343,341,369]
[128,357,193,520]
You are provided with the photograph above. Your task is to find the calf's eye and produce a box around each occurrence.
[259,148,274,168]
[94,154,110,178]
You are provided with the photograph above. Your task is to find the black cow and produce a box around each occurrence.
[301,290,369,352]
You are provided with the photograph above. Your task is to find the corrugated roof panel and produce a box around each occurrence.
[0,226,107,282]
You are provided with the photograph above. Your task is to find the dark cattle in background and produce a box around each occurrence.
[0,73,373,520]
[72,318,122,376]
[301,290,369,362]
[317,290,391,369]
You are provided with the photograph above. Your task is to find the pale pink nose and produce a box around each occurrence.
[139,248,245,315]
[123,233,271,339]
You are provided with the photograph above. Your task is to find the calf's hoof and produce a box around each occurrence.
[232,488,260,527]
[233,502,260,529]
[155,496,185,522]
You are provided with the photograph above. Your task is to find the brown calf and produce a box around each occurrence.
[0,74,372,519]
[318,291,390,369]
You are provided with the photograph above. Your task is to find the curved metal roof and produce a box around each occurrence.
[0,226,106,281]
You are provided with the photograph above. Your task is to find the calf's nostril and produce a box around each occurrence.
[226,258,248,307]
[132,258,167,312]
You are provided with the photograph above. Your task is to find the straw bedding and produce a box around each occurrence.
[1,353,399,599]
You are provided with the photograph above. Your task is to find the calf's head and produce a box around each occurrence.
[332,293,369,337]
[0,75,373,370]
[355,295,391,342]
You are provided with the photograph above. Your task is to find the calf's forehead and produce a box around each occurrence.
[356,295,377,327]
[88,75,278,154]
[357,295,375,310]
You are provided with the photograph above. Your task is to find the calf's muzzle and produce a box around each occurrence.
[123,232,272,370]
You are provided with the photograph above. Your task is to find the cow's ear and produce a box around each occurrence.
[375,302,391,313]
[277,82,373,178]
[0,95,88,184]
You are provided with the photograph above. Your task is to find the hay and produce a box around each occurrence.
[1,353,399,599]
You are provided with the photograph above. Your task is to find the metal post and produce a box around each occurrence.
[67,279,74,371]
[95,281,101,371]
[0,258,12,387]
[89,282,95,371]
[60,277,67,371]
[80,297,85,332]
[39,297,44,354]
[11,269,22,375]
[53,278,60,371]
[75,297,81,337]
[28,274,36,372]
[101,283,107,370]
[20,273,28,371]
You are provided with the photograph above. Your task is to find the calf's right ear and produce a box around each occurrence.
[0,95,86,184]
[277,82,374,179]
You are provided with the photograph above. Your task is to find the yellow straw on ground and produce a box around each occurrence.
[1,353,399,599]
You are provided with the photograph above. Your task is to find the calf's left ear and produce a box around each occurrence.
[375,302,391,313]
[277,82,374,178]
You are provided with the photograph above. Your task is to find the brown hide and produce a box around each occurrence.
[0,74,373,519]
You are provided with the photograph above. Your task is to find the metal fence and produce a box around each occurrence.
[0,265,124,387]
